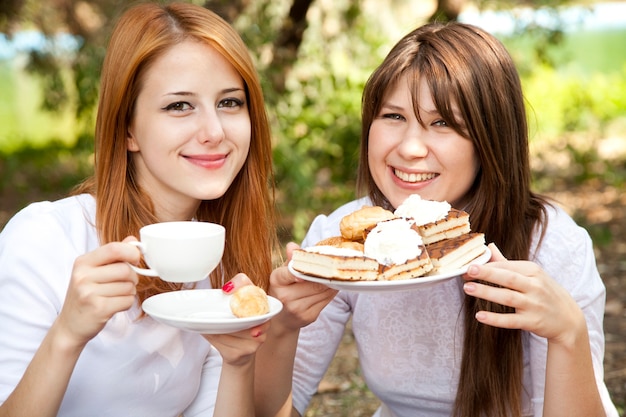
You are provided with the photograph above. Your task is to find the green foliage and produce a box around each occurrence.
[0,61,78,150]
[0,133,93,218]
[243,0,389,241]
[1,1,626,243]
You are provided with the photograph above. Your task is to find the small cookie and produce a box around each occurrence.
[229,285,270,318]
[340,206,396,241]
[316,236,365,252]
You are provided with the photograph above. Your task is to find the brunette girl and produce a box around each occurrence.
[257,21,618,417]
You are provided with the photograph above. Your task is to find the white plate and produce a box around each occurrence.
[288,247,491,293]
[142,289,282,334]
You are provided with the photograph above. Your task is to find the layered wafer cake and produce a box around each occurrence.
[291,196,486,282]
[291,216,433,281]
[363,218,433,280]
[291,246,380,281]
[394,194,470,244]
[426,232,486,273]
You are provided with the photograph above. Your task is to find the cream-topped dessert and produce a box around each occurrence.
[364,218,423,266]
[394,194,451,225]
[290,196,487,282]
[394,194,470,245]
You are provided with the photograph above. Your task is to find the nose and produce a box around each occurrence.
[396,122,428,159]
[198,109,225,144]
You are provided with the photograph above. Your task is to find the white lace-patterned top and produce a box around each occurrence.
[0,194,221,416]
[292,197,618,417]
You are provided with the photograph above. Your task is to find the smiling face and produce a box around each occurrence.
[367,75,479,210]
[127,40,251,221]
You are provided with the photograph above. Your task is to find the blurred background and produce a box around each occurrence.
[0,0,624,415]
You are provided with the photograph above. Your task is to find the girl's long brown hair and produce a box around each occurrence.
[73,2,277,301]
[358,22,548,417]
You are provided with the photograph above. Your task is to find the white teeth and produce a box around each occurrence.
[394,169,436,183]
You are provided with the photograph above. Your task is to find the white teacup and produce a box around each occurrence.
[129,221,225,283]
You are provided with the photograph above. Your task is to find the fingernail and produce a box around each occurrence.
[464,282,476,293]
[475,311,487,321]
[222,281,234,293]
[468,265,479,276]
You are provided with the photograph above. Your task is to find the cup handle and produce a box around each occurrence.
[127,241,159,277]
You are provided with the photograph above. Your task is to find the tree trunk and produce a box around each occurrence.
[428,0,466,22]
[269,0,315,93]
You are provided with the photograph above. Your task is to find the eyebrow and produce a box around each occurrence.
[380,102,405,112]
[163,87,245,97]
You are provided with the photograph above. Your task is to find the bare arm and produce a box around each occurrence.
[250,243,336,417]
[463,243,605,417]
[0,241,140,417]
[207,320,270,417]
[543,313,604,416]
[0,321,84,417]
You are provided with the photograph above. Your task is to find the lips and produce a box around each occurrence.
[184,153,227,168]
[394,168,437,183]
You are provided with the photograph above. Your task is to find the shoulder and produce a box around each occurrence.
[0,194,98,311]
[533,202,603,297]
[301,197,371,247]
[533,203,590,259]
[0,194,98,263]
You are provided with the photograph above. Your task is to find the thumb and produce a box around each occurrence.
[285,242,301,264]
[487,242,507,261]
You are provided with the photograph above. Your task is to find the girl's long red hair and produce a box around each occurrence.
[74,2,277,301]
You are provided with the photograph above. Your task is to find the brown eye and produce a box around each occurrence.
[164,102,192,111]
[382,113,404,121]
[218,98,244,109]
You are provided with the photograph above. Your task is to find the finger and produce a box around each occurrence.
[487,242,507,261]
[270,265,300,287]
[80,242,141,269]
[473,309,524,330]
[285,242,300,263]
[95,280,138,298]
[463,279,525,310]
[250,321,271,338]
[465,258,544,291]
[222,273,253,293]
[71,261,139,289]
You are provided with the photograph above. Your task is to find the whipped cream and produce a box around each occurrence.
[394,194,451,225]
[364,218,423,265]
[306,245,364,257]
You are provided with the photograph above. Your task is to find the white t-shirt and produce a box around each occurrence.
[292,197,618,417]
[0,194,221,417]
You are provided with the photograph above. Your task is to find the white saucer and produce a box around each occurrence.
[142,289,282,334]
[288,247,491,293]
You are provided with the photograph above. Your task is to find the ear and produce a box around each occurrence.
[127,128,140,152]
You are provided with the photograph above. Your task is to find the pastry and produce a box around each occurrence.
[394,194,470,244]
[291,246,379,281]
[426,233,487,273]
[291,196,483,282]
[229,285,270,318]
[415,208,471,245]
[316,236,365,252]
[363,218,433,280]
[339,206,396,241]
